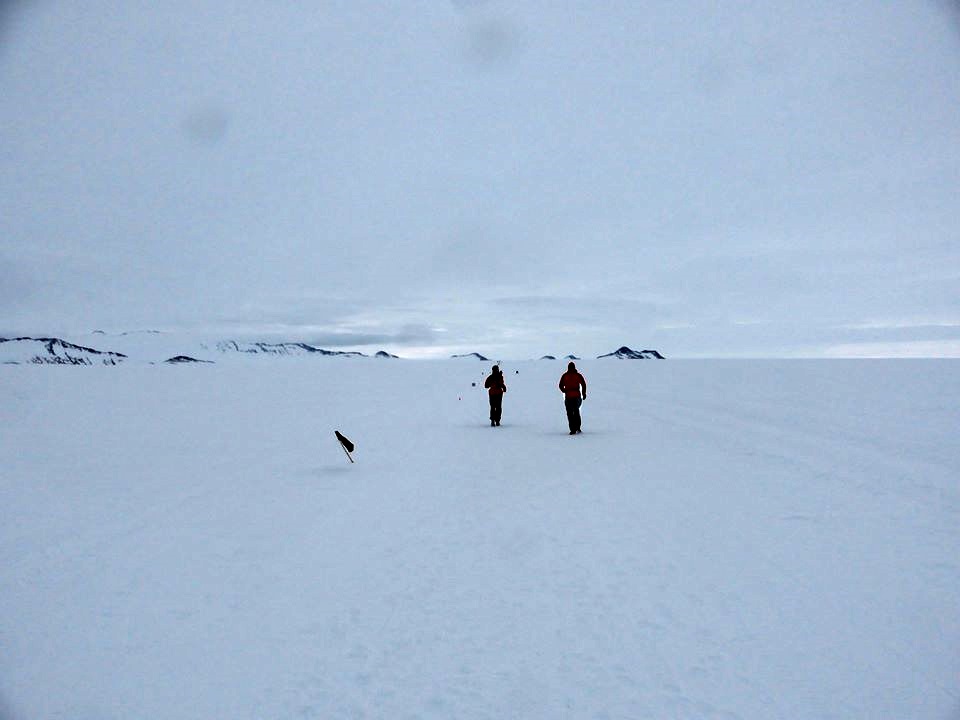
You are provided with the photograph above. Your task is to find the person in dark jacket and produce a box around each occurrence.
[558,361,587,434]
[484,365,507,426]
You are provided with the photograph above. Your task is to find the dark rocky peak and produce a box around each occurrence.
[597,346,665,359]
[451,352,490,360]
[375,350,400,359]
[164,355,214,364]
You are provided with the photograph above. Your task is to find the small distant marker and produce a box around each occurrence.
[335,430,355,463]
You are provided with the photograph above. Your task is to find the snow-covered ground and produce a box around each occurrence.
[1,359,958,719]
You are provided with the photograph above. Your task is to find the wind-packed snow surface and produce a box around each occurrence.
[1,360,958,719]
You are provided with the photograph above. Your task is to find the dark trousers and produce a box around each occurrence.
[489,393,503,424]
[564,397,582,432]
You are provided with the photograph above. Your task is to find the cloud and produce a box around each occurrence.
[932,0,960,41]
[461,15,525,69]
[492,294,670,327]
[180,103,230,146]
[824,340,960,358]
[0,0,26,47]
[304,324,439,348]
[2,2,959,357]
[840,318,960,331]
[0,253,33,333]
[0,689,23,720]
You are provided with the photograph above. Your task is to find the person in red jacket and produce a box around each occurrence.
[484,365,507,426]
[558,361,587,434]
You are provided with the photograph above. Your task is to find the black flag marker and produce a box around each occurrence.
[335,431,354,453]
[335,430,355,462]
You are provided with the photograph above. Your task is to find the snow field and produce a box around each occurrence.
[1,360,958,719]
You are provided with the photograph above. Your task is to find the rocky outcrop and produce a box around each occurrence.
[597,346,665,359]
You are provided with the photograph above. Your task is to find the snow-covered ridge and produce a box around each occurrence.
[0,337,127,365]
[597,346,665,359]
[212,341,368,358]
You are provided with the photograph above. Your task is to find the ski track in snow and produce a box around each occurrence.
[1,360,958,719]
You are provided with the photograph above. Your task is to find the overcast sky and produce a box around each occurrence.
[2,1,959,358]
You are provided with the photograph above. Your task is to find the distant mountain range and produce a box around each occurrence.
[2,336,664,365]
[0,336,401,365]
